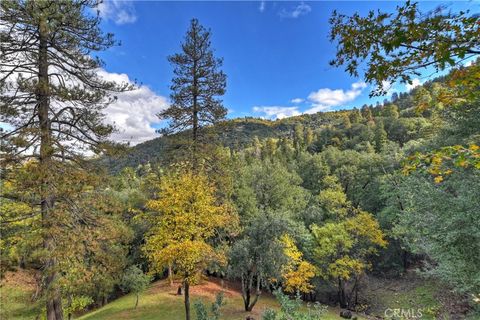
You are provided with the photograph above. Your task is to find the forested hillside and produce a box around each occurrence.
[106,75,444,172]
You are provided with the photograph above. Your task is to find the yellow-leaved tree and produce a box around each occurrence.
[143,169,233,320]
[311,176,387,309]
[280,234,316,294]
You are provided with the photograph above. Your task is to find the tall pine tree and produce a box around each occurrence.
[158,18,227,162]
[0,1,131,319]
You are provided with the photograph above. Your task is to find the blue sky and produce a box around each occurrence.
[100,1,404,123]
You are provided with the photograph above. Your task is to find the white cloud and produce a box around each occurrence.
[253,81,367,119]
[381,80,397,97]
[97,0,137,25]
[405,78,422,91]
[290,98,304,104]
[253,106,301,119]
[306,81,366,111]
[98,70,169,145]
[259,1,266,13]
[279,2,311,18]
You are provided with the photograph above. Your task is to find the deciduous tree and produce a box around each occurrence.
[329,1,479,96]
[311,176,386,308]
[143,170,233,320]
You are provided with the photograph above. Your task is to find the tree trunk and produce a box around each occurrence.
[241,273,251,311]
[241,272,261,312]
[184,281,190,320]
[338,278,348,309]
[349,276,359,309]
[402,250,409,270]
[168,264,174,286]
[102,295,108,306]
[135,293,139,309]
[38,16,63,320]
[192,62,199,167]
[246,275,261,311]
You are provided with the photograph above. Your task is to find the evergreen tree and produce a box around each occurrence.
[383,104,399,119]
[293,124,304,155]
[341,113,352,129]
[374,121,388,153]
[158,18,227,158]
[349,108,362,124]
[361,105,374,123]
[304,127,315,149]
[0,1,130,319]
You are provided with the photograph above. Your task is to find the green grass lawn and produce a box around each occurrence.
[1,272,353,320]
[363,272,445,319]
[78,279,349,320]
[0,271,363,320]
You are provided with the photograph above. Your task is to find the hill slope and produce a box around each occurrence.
[104,74,448,173]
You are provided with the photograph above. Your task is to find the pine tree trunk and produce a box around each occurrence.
[192,62,199,167]
[38,16,63,320]
[135,294,139,309]
[184,281,190,320]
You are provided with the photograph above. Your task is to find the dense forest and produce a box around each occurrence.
[1,1,479,320]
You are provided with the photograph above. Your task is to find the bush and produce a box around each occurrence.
[194,292,225,320]
[120,265,151,308]
[262,289,327,320]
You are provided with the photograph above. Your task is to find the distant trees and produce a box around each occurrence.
[158,18,227,161]
[374,121,387,153]
[143,170,233,320]
[0,1,131,317]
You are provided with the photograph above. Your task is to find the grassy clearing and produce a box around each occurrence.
[78,278,349,320]
[0,272,352,320]
[363,272,444,319]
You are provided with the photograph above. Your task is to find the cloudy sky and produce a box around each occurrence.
[4,1,476,145]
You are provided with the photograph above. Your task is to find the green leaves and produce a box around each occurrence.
[160,18,227,141]
[120,265,151,295]
[392,171,480,295]
[402,144,480,183]
[329,2,480,96]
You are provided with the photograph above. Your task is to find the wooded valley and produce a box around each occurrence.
[1,1,479,319]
